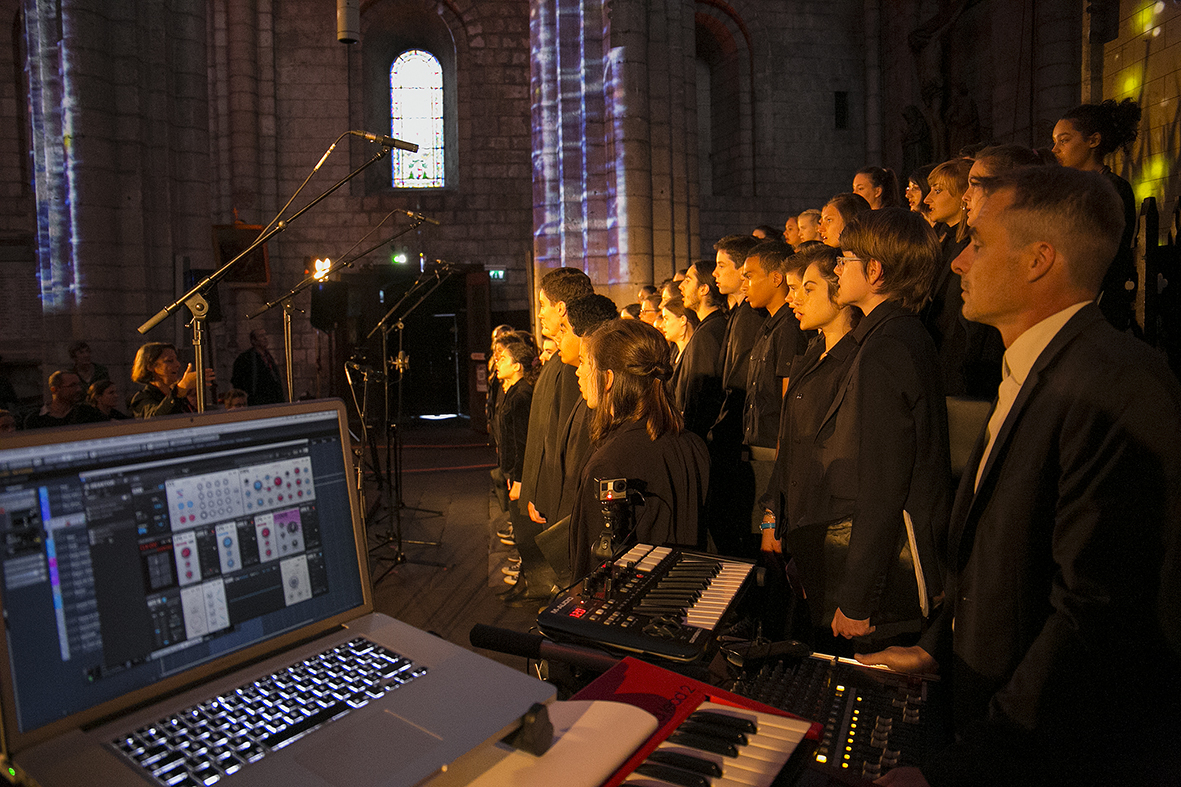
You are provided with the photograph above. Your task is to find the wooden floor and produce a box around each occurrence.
[361,418,541,673]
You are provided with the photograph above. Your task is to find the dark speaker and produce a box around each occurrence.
[311,281,348,332]
[183,269,223,322]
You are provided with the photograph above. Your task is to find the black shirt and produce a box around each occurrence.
[743,305,807,448]
[711,301,765,446]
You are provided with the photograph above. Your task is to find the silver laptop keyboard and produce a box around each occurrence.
[111,636,427,786]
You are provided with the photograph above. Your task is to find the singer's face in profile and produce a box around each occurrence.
[538,290,563,339]
[577,342,599,409]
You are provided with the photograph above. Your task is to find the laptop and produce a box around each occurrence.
[0,400,554,786]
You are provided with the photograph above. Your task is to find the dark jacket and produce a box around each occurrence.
[519,357,582,520]
[670,308,726,439]
[231,347,285,406]
[919,304,1181,786]
[710,302,765,448]
[495,378,533,483]
[765,331,859,534]
[129,384,195,419]
[817,300,951,622]
[569,422,709,578]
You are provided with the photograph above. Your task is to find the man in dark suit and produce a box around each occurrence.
[231,328,285,405]
[862,168,1181,786]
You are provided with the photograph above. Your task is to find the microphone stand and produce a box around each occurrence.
[366,262,454,583]
[137,141,390,411]
[248,216,423,403]
[251,223,425,530]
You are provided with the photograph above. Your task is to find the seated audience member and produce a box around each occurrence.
[752,225,778,240]
[569,319,709,577]
[859,167,1181,787]
[676,259,727,438]
[130,343,213,419]
[796,209,822,243]
[921,157,988,396]
[25,370,102,429]
[619,302,641,320]
[231,328,284,406]
[69,341,109,389]
[905,164,936,224]
[853,166,901,209]
[1052,99,1142,333]
[223,388,249,410]
[638,293,661,326]
[782,215,801,248]
[657,297,697,364]
[813,208,950,652]
[819,193,872,248]
[0,409,17,433]
[87,379,130,420]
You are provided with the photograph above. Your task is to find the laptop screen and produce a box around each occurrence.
[0,401,368,737]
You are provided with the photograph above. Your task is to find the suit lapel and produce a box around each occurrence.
[952,305,1106,563]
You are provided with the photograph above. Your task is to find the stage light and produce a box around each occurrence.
[313,258,331,280]
[392,252,408,265]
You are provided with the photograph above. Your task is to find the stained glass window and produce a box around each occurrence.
[390,49,445,188]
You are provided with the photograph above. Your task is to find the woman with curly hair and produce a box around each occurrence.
[568,319,709,577]
[129,343,214,419]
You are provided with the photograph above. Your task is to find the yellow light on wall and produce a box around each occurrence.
[1121,72,1140,96]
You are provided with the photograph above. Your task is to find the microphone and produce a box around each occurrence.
[400,209,441,226]
[468,624,619,672]
[349,130,419,152]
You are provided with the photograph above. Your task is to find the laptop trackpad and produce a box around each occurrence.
[296,709,444,785]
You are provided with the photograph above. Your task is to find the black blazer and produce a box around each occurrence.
[817,300,951,621]
[920,304,1181,786]
[670,308,726,439]
[519,357,582,520]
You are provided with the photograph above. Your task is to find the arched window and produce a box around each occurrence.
[390,49,445,188]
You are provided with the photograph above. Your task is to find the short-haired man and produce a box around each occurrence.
[676,259,727,438]
[820,208,951,648]
[707,234,767,557]
[860,169,1181,786]
[740,241,808,451]
[529,293,620,589]
[512,267,594,600]
[25,370,96,429]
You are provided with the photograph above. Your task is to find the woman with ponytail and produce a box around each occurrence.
[1053,99,1142,332]
[568,319,710,577]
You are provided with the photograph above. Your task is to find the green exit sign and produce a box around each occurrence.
[488,269,506,281]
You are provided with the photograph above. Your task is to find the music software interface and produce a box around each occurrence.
[0,410,365,733]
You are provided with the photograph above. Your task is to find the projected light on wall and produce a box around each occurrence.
[390,49,444,188]
[25,1,79,312]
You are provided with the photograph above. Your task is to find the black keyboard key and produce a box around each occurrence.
[677,720,748,746]
[646,749,722,777]
[667,730,738,758]
[634,762,710,787]
[688,710,757,733]
[258,701,349,751]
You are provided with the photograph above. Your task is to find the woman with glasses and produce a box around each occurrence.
[809,209,951,654]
